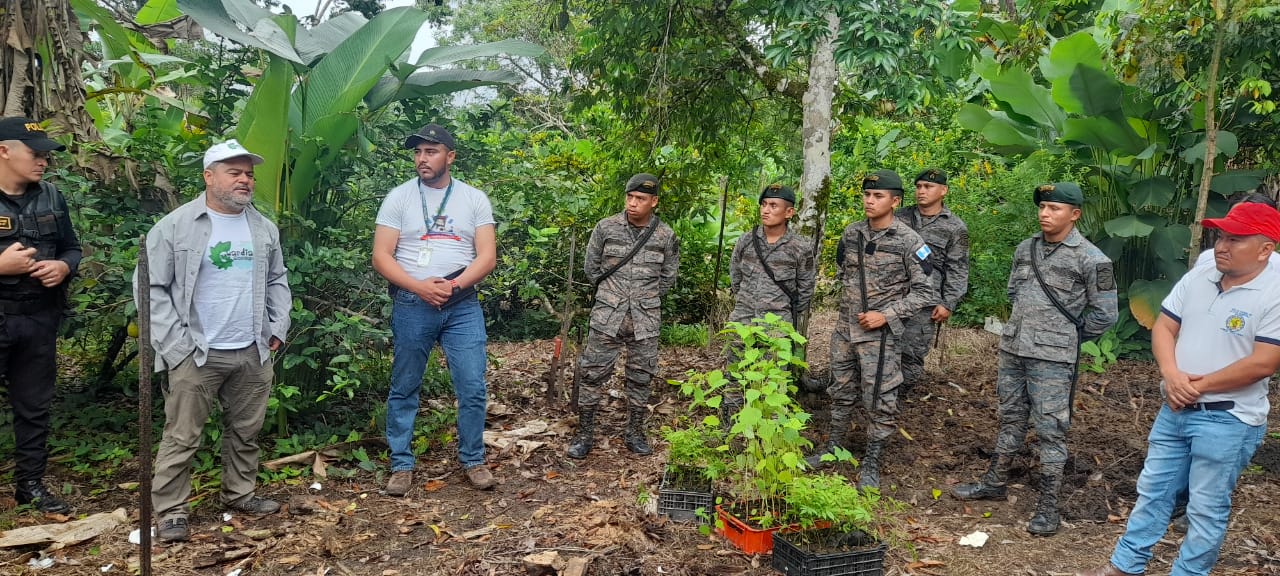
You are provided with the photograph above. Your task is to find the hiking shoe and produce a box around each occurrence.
[465,465,496,491]
[15,480,71,514]
[386,471,414,497]
[228,495,280,515]
[157,517,189,543]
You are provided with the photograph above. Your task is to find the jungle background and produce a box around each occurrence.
[0,0,1278,574]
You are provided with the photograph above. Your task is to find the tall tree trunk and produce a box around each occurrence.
[1187,18,1223,269]
[0,0,96,138]
[795,10,839,340]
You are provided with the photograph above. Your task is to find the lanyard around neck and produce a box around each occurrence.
[418,177,454,240]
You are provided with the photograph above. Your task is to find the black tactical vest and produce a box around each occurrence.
[0,181,65,299]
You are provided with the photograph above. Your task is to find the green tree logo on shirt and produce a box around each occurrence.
[210,241,234,270]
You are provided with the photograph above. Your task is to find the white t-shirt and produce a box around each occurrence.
[195,209,256,349]
[375,177,496,280]
[1192,248,1280,271]
[1160,264,1280,426]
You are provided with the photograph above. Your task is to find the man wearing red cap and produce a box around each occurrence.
[1077,202,1280,576]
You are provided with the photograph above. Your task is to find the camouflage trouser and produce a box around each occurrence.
[829,330,903,442]
[993,350,1073,476]
[900,309,935,390]
[577,315,658,410]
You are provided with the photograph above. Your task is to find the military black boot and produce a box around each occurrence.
[623,406,652,455]
[952,453,1013,500]
[567,407,596,459]
[15,480,71,514]
[857,439,886,490]
[1027,474,1062,536]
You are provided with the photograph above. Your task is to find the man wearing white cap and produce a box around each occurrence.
[136,139,292,542]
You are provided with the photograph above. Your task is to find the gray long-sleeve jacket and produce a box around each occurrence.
[135,194,292,372]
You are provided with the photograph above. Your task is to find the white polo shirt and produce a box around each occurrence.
[1160,264,1280,426]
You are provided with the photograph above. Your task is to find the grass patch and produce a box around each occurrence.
[661,323,709,347]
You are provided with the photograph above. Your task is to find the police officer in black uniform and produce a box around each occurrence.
[0,117,81,514]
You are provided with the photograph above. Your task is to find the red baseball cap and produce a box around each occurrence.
[1202,202,1280,243]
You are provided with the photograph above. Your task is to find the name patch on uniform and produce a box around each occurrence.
[1096,262,1115,291]
[0,216,10,230]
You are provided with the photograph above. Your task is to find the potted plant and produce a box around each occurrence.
[675,315,848,554]
[657,421,725,522]
[772,472,900,576]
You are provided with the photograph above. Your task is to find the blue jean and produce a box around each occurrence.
[1110,404,1265,576]
[386,289,488,471]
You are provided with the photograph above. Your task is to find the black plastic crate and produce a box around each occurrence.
[657,467,714,522]
[771,529,885,576]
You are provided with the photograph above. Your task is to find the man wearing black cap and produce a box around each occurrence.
[568,173,679,459]
[895,169,969,394]
[720,184,816,421]
[807,169,935,490]
[0,117,81,513]
[1076,202,1280,576]
[953,183,1116,536]
[373,123,498,495]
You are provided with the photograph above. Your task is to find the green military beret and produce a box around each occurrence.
[915,168,947,186]
[625,173,661,196]
[863,169,904,196]
[759,183,796,205]
[1034,182,1084,206]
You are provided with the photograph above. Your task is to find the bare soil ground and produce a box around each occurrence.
[3,311,1280,575]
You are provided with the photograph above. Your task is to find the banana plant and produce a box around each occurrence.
[176,0,545,220]
[958,30,1268,327]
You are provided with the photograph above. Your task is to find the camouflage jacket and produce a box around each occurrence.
[585,213,680,339]
[728,226,816,325]
[834,218,937,343]
[895,205,970,312]
[1002,228,1118,363]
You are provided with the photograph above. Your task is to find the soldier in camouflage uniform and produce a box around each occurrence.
[952,183,1117,536]
[896,169,969,394]
[568,173,680,459]
[721,184,816,420]
[807,170,936,490]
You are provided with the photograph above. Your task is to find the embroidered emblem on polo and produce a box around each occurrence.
[1224,309,1250,334]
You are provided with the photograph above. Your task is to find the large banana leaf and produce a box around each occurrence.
[236,53,294,215]
[978,59,1065,132]
[135,0,182,24]
[295,12,368,65]
[287,7,429,210]
[299,7,428,133]
[414,39,546,67]
[177,0,303,64]
[366,69,524,110]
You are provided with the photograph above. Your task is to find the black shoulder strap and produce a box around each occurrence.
[1030,238,1084,331]
[593,216,661,290]
[751,227,799,313]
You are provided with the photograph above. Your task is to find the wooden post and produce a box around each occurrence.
[135,235,153,576]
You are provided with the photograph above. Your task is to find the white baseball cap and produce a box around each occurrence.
[203,139,264,169]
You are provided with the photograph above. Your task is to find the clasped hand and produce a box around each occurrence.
[0,243,69,286]
[414,277,455,307]
[857,311,887,330]
[1163,369,1203,410]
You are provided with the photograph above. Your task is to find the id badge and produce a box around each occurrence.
[417,245,433,267]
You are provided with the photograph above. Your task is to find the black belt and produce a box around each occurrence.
[1185,401,1234,411]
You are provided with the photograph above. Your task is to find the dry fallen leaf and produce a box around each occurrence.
[696,544,713,550]
[545,471,560,480]
[1107,514,1126,523]
[907,559,946,569]
[423,480,447,492]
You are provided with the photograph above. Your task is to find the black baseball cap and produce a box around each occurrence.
[862,169,904,196]
[0,117,66,152]
[759,183,796,205]
[625,173,661,196]
[915,168,947,186]
[404,123,456,150]
[1034,182,1085,206]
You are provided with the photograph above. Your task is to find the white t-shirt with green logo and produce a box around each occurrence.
[195,209,256,349]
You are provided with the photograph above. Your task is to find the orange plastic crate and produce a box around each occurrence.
[716,504,783,555]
